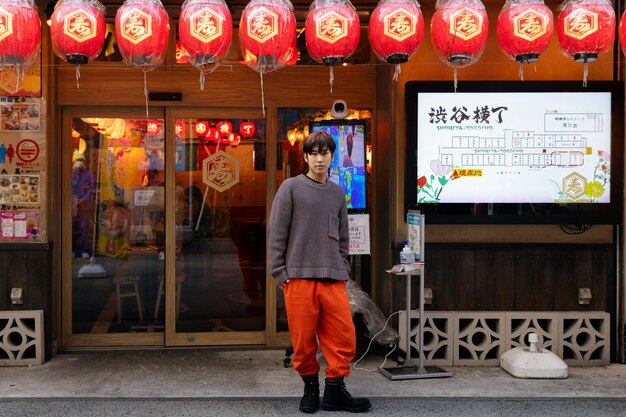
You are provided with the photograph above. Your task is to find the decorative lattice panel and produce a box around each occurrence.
[505,312,558,353]
[454,312,505,366]
[397,311,609,366]
[398,311,453,366]
[0,310,44,366]
[559,313,610,366]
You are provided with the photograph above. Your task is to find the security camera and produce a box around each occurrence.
[331,99,349,119]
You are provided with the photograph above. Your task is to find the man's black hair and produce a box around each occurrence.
[303,130,336,154]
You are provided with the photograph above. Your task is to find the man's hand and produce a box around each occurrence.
[278,279,290,290]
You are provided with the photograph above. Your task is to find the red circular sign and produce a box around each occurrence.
[16,139,40,163]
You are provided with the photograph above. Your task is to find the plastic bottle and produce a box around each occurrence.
[400,245,414,264]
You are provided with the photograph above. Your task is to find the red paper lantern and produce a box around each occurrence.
[305,0,360,66]
[175,120,186,137]
[557,0,615,63]
[216,120,233,136]
[194,121,209,137]
[179,0,232,81]
[147,119,161,135]
[239,0,296,115]
[231,133,241,146]
[0,0,41,77]
[557,0,615,85]
[116,0,170,116]
[50,0,106,67]
[369,0,424,80]
[115,0,170,70]
[496,0,553,65]
[431,0,489,67]
[369,0,424,64]
[239,0,296,72]
[207,127,220,142]
[239,121,256,137]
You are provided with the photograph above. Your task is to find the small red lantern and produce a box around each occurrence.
[179,0,232,90]
[239,121,256,137]
[175,120,186,137]
[496,0,553,80]
[369,0,424,81]
[0,0,41,82]
[231,133,241,147]
[147,119,161,135]
[116,0,170,116]
[239,0,296,115]
[557,0,615,85]
[194,121,209,137]
[305,0,360,91]
[207,127,220,142]
[216,120,233,136]
[430,0,489,88]
[50,0,106,87]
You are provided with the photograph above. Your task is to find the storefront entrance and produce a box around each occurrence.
[62,108,271,347]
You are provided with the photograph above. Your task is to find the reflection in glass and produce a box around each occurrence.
[71,117,165,334]
[174,118,267,333]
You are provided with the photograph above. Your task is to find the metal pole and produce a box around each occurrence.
[405,272,412,365]
[419,267,426,373]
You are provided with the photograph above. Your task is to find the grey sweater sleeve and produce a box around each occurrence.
[267,184,292,285]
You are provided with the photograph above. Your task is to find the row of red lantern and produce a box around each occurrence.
[0,0,623,88]
[176,119,255,138]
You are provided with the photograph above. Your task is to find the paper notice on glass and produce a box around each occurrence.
[348,214,370,255]
[407,210,422,259]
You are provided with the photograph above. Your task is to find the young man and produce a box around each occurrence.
[268,131,371,413]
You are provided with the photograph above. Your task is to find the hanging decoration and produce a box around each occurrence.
[175,120,186,137]
[368,0,424,82]
[239,0,296,116]
[496,0,553,80]
[430,0,489,90]
[216,120,233,135]
[179,0,232,90]
[194,121,209,137]
[115,0,170,117]
[50,0,106,88]
[556,0,615,86]
[0,0,41,90]
[239,121,256,137]
[305,0,360,92]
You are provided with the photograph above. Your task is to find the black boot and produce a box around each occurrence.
[321,377,371,413]
[299,374,320,413]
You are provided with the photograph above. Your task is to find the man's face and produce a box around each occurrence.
[304,146,332,177]
[73,160,85,172]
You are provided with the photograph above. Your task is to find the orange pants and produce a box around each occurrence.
[284,279,356,379]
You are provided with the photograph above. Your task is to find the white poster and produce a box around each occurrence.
[348,214,370,255]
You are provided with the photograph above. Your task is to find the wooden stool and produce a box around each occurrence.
[154,271,186,320]
[114,275,143,323]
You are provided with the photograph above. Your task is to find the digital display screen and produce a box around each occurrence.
[405,81,624,224]
[310,120,367,211]
[416,91,611,204]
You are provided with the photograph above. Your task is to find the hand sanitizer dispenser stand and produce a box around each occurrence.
[379,211,453,380]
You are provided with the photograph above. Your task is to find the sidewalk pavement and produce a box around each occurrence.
[1,349,625,400]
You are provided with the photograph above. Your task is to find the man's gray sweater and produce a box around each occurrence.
[267,174,350,285]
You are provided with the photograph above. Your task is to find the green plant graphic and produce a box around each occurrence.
[417,159,452,203]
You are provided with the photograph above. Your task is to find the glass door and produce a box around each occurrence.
[165,109,267,346]
[63,109,166,347]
